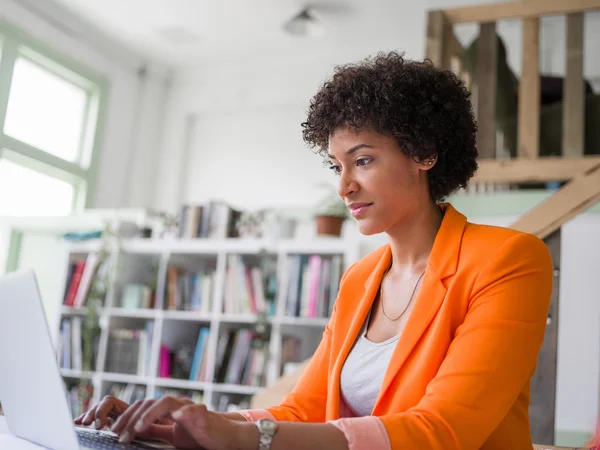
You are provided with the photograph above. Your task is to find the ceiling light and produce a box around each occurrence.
[283,7,325,38]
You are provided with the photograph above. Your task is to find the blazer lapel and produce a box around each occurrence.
[372,269,447,413]
[329,245,392,417]
[372,204,467,413]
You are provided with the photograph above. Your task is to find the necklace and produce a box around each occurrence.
[380,262,425,322]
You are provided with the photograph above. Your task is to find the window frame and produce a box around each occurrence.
[0,20,108,212]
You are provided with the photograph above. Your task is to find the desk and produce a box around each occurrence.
[0,416,45,449]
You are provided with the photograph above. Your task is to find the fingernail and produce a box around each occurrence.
[134,421,143,432]
[172,410,183,419]
[95,419,102,430]
[119,432,129,444]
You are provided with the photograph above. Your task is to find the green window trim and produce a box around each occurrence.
[5,229,22,273]
[0,19,109,210]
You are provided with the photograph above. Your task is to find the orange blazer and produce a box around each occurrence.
[266,204,553,449]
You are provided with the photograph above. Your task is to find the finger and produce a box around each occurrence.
[96,397,127,430]
[130,397,186,440]
[74,412,86,425]
[118,400,160,443]
[80,405,98,426]
[111,400,149,436]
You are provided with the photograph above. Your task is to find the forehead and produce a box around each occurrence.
[327,127,392,156]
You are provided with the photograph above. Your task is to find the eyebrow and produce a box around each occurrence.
[327,144,374,160]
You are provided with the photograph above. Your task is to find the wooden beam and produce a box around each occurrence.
[443,27,464,71]
[510,164,600,239]
[563,13,585,157]
[471,156,600,183]
[442,25,454,70]
[476,22,498,159]
[449,31,464,61]
[426,10,446,67]
[444,0,600,24]
[518,17,540,159]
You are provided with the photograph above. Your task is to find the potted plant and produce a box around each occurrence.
[313,188,349,237]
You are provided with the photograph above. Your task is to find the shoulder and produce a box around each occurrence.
[461,221,551,265]
[458,222,553,301]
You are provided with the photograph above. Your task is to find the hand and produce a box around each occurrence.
[111,395,256,450]
[74,395,130,430]
[74,395,178,445]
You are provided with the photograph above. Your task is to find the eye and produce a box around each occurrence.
[356,158,372,167]
[328,164,342,175]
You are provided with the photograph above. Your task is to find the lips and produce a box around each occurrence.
[347,202,373,217]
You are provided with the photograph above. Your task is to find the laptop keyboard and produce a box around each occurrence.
[76,429,157,450]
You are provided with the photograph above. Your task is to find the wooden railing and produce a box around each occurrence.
[426,0,600,239]
[426,0,600,181]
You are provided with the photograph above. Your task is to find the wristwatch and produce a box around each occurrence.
[255,418,279,450]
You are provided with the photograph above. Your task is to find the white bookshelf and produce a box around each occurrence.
[56,234,360,412]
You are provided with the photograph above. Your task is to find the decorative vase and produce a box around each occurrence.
[315,215,344,237]
[277,218,297,239]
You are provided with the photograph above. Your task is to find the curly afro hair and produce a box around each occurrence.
[302,51,478,202]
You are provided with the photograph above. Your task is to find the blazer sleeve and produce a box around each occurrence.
[264,264,354,423]
[378,233,553,449]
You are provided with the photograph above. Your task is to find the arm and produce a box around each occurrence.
[236,421,350,450]
[375,233,553,449]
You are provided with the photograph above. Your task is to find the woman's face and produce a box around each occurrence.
[327,126,434,236]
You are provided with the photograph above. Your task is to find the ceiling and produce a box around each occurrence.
[40,0,600,80]
[48,0,432,68]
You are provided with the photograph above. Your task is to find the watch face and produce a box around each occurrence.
[259,418,276,433]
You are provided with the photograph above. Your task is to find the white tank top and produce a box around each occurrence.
[339,311,400,417]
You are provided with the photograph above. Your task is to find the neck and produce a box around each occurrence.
[386,202,444,271]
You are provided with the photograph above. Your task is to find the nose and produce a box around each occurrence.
[337,170,358,199]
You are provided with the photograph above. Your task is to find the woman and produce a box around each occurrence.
[76,52,553,449]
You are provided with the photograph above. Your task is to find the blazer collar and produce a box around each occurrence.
[426,203,467,280]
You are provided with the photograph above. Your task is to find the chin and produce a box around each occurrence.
[355,219,387,236]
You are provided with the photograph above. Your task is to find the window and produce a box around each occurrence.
[0,22,106,217]
[0,158,75,216]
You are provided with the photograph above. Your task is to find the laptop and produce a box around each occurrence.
[0,269,174,450]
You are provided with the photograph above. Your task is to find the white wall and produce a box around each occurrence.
[152,54,380,213]
[0,0,171,209]
[556,215,600,435]
[153,0,475,212]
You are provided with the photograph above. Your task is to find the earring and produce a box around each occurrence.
[427,160,434,165]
